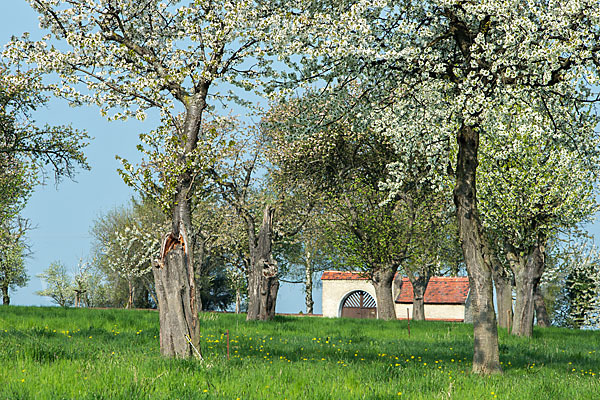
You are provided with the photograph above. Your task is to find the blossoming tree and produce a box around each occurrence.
[6,0,298,357]
[544,235,600,329]
[278,0,600,374]
[266,89,459,320]
[478,101,600,337]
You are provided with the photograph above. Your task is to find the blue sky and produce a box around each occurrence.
[2,1,318,313]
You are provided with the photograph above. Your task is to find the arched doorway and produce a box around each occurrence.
[340,290,377,319]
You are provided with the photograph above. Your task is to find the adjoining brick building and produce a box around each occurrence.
[321,271,471,321]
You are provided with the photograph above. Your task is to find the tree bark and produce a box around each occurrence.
[508,237,546,337]
[490,256,513,330]
[153,190,199,358]
[454,124,501,374]
[265,276,279,317]
[407,268,431,321]
[305,255,314,314]
[126,279,134,309]
[153,239,199,358]
[1,285,9,305]
[141,276,158,309]
[534,285,550,327]
[152,95,207,357]
[246,205,279,321]
[235,289,241,314]
[371,268,397,320]
[194,238,207,312]
[133,280,150,309]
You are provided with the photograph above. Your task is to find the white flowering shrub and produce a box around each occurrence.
[544,237,600,329]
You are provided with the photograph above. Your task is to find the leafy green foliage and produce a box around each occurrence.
[0,65,89,183]
[266,89,460,278]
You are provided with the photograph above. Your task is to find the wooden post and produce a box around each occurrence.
[226,329,230,360]
[507,310,511,334]
[407,308,411,337]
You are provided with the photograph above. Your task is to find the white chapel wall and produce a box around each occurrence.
[322,279,377,318]
[322,278,466,321]
[394,303,465,320]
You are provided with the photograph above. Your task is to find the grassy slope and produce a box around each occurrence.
[0,307,598,399]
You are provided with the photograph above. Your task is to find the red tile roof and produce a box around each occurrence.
[395,277,469,305]
[321,271,370,280]
[321,271,469,305]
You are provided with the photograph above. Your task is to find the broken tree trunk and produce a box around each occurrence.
[153,193,200,358]
[247,205,280,321]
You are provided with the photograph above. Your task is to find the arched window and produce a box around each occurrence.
[340,290,376,319]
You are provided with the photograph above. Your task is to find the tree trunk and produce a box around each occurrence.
[141,276,158,309]
[407,268,431,321]
[305,256,314,314]
[152,96,207,357]
[265,277,279,317]
[134,280,151,309]
[534,285,550,327]
[494,274,513,331]
[509,238,545,337]
[371,268,397,320]
[512,262,536,336]
[247,205,279,321]
[153,194,200,358]
[126,279,134,309]
[490,256,513,330]
[454,124,501,375]
[235,289,241,314]
[194,238,207,312]
[1,285,9,305]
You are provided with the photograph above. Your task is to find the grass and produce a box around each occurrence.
[0,306,598,399]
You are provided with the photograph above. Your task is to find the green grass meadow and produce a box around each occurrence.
[0,307,598,399]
